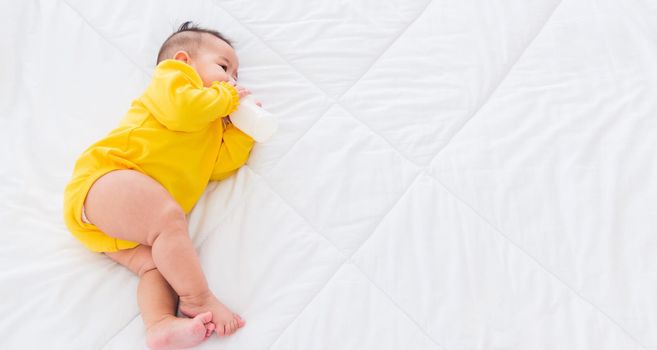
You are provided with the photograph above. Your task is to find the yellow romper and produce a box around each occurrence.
[63,59,255,252]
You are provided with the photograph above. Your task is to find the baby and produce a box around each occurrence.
[63,22,257,349]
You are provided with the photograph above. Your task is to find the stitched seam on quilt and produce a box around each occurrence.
[196,6,446,346]
[208,0,433,171]
[228,0,650,345]
[244,167,350,349]
[426,173,650,350]
[255,169,447,350]
[334,0,435,100]
[60,0,152,80]
[250,168,439,350]
[350,262,449,350]
[344,171,454,350]
[332,0,650,345]
[344,172,449,350]
[339,105,425,167]
[425,1,563,167]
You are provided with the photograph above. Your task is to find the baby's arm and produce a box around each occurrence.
[141,60,240,132]
[210,123,255,181]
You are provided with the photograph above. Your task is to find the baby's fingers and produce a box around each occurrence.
[205,322,216,338]
[237,87,251,99]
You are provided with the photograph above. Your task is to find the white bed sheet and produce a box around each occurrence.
[1,0,656,349]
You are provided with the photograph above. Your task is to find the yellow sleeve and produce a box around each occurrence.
[210,123,256,181]
[140,60,239,132]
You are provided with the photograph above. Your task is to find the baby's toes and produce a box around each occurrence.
[235,314,246,328]
[218,321,233,337]
[223,323,232,336]
[224,319,239,336]
[216,323,227,337]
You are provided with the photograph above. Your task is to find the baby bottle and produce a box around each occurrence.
[229,82,278,143]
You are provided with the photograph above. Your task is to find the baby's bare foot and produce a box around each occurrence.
[146,312,214,350]
[179,291,246,337]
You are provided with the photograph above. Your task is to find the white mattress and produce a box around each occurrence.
[1,0,656,349]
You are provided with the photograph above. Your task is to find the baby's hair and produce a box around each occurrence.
[156,21,233,65]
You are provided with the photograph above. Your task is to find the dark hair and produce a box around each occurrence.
[156,21,233,64]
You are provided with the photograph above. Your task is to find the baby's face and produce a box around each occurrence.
[179,34,239,87]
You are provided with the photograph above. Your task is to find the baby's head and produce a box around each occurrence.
[157,22,239,87]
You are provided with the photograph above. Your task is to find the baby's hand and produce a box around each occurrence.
[237,87,251,99]
[227,81,251,99]
[227,81,262,106]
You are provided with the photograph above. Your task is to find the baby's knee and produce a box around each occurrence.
[136,258,157,277]
[128,246,157,276]
[108,245,157,277]
[148,203,188,243]
[158,202,186,226]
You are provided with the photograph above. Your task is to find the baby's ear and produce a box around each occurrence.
[173,50,191,63]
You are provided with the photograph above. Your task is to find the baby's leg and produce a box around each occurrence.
[84,170,245,338]
[106,246,215,349]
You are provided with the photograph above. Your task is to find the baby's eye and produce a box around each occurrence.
[218,64,228,71]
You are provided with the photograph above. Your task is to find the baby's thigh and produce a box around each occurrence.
[84,170,186,246]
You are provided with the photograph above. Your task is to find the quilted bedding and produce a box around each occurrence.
[1,0,656,349]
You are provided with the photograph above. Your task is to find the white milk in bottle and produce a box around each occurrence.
[229,84,278,142]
